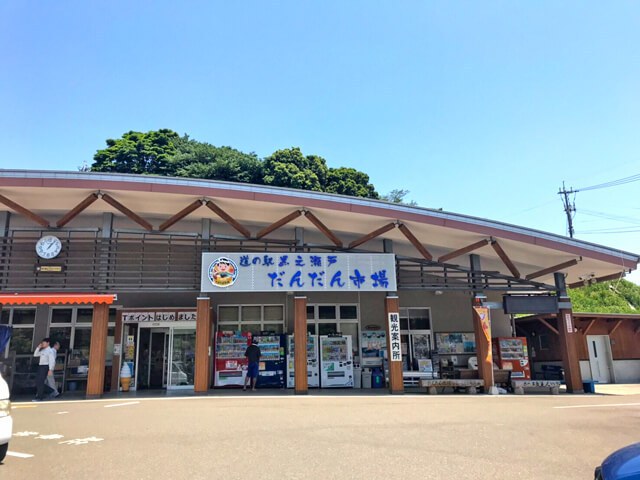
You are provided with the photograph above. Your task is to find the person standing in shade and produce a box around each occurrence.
[45,340,61,399]
[32,338,54,401]
[243,338,261,392]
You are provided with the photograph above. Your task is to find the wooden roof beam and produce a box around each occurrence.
[0,193,49,227]
[491,240,520,278]
[348,222,396,249]
[539,318,559,336]
[205,200,251,238]
[609,319,623,335]
[100,193,153,231]
[159,199,205,231]
[525,258,580,280]
[56,193,99,227]
[438,239,489,263]
[256,210,302,239]
[397,223,433,261]
[583,318,596,335]
[303,210,343,248]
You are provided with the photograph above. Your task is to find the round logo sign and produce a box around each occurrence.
[208,257,238,288]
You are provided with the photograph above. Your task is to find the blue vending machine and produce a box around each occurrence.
[254,333,286,388]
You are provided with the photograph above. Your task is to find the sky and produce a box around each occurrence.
[1,1,639,283]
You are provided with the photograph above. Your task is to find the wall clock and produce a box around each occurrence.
[35,235,62,259]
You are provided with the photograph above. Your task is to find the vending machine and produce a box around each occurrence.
[254,334,286,388]
[214,331,249,387]
[320,335,354,388]
[286,335,319,388]
[492,337,531,380]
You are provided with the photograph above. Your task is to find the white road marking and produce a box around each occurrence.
[35,434,64,440]
[104,401,140,408]
[6,451,34,458]
[554,402,640,409]
[13,431,39,437]
[57,411,69,415]
[59,437,103,445]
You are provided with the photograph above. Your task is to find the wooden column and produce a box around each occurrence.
[555,273,583,393]
[194,296,212,393]
[472,305,495,394]
[109,310,123,391]
[87,303,110,397]
[385,296,404,394]
[294,296,308,395]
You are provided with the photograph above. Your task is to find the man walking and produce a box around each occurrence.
[33,338,55,401]
[45,340,61,399]
[243,337,261,391]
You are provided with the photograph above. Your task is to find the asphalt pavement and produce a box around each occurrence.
[3,392,640,479]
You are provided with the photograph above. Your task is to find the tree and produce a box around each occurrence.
[381,189,417,206]
[569,279,640,314]
[262,148,327,192]
[91,129,180,175]
[325,167,379,199]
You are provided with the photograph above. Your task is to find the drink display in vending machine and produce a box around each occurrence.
[254,334,286,388]
[286,334,319,388]
[320,335,354,388]
[214,331,249,387]
[492,337,531,380]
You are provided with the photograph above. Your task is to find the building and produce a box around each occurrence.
[0,169,637,396]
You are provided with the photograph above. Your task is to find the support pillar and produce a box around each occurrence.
[472,304,496,394]
[110,310,123,392]
[385,296,404,394]
[294,296,308,394]
[555,273,583,393]
[87,303,109,397]
[194,296,212,393]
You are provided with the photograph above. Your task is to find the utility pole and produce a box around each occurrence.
[558,181,576,238]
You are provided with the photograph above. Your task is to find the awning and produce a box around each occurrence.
[0,293,117,306]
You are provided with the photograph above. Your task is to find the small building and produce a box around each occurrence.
[0,169,637,396]
[516,313,640,383]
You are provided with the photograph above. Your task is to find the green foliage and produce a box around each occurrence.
[90,131,380,199]
[569,279,640,314]
[92,129,180,175]
[381,188,417,206]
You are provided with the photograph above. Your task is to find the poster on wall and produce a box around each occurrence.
[361,331,387,366]
[435,333,476,354]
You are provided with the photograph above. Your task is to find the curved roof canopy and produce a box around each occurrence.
[0,170,637,288]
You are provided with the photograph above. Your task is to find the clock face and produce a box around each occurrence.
[36,235,62,259]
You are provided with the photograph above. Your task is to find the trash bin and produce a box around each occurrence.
[353,367,362,389]
[362,369,372,389]
[372,368,383,389]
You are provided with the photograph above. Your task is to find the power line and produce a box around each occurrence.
[575,173,640,192]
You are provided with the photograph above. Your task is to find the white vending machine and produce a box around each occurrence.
[286,335,319,388]
[320,335,354,388]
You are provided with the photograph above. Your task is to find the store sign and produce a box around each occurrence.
[474,307,491,342]
[201,252,397,293]
[122,311,196,323]
[387,312,401,362]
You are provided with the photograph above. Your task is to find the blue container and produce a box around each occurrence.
[372,369,383,388]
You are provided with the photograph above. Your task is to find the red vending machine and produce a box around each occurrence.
[214,331,250,387]
[492,337,531,380]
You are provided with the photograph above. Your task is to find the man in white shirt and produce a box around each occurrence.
[45,341,61,399]
[33,338,55,401]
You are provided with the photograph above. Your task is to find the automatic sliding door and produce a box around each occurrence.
[168,328,196,389]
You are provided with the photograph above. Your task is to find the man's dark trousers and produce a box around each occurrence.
[35,365,49,399]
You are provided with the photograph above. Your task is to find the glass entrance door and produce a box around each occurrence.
[137,328,169,389]
[168,328,196,389]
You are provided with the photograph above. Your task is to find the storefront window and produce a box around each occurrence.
[264,306,284,322]
[51,308,73,323]
[76,308,94,323]
[73,328,92,363]
[219,306,239,322]
[339,306,358,320]
[12,309,36,325]
[242,306,261,322]
[49,327,72,353]
[318,306,336,320]
[263,323,283,334]
[339,323,359,356]
[318,323,338,335]
[1,311,9,325]
[306,306,315,319]
[409,309,430,330]
[218,305,285,335]
[10,329,35,355]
